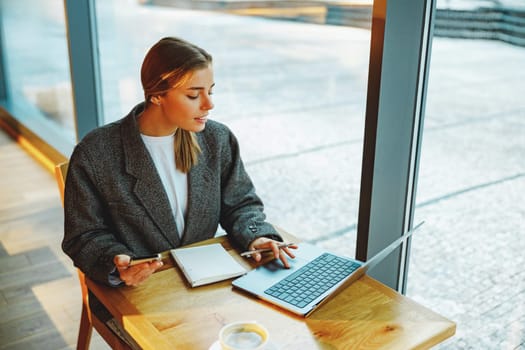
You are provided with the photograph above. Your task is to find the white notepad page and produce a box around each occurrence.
[170,243,247,287]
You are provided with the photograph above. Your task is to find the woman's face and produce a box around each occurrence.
[157,65,215,132]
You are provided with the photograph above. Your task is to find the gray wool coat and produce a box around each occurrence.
[62,103,281,285]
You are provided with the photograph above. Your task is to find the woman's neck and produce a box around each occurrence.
[138,105,178,136]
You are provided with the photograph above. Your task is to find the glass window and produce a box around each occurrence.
[95,0,373,256]
[407,2,525,348]
[0,0,75,153]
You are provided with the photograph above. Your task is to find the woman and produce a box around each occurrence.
[62,37,296,287]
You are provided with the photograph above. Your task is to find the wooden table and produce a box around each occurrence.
[87,236,455,350]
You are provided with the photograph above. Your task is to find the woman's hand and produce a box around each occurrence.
[248,237,298,268]
[114,254,164,287]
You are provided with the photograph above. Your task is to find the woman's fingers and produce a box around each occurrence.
[114,254,163,286]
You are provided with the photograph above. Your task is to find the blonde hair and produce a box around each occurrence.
[141,37,212,172]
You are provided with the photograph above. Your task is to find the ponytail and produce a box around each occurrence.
[174,129,201,172]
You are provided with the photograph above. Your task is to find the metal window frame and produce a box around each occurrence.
[356,0,436,292]
[64,0,103,141]
[0,7,8,102]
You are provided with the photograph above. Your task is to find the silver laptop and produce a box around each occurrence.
[232,222,423,317]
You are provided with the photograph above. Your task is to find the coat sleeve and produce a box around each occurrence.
[62,144,133,285]
[218,129,282,250]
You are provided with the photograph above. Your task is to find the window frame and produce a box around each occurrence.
[356,0,436,291]
[64,0,103,141]
[0,13,7,103]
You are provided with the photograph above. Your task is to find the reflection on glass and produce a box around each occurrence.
[96,0,372,258]
[1,0,75,150]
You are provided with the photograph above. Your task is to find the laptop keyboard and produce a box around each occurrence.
[264,253,360,308]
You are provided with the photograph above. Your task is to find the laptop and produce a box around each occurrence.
[232,222,423,317]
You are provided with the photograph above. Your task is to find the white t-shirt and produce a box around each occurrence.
[141,133,187,237]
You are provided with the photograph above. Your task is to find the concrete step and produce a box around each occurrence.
[147,0,525,47]
[324,4,525,47]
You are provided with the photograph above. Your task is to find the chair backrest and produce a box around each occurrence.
[54,161,68,206]
[54,161,134,350]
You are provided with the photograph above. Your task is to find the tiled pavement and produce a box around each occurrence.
[407,38,525,349]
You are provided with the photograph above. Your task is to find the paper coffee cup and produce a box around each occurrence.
[219,321,269,350]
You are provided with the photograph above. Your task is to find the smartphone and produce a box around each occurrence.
[129,253,162,266]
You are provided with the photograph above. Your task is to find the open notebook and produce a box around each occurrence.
[232,222,423,316]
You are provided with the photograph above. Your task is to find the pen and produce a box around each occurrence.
[240,243,296,257]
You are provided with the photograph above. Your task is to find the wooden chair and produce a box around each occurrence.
[55,162,133,350]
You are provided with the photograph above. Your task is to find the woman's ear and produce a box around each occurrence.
[150,96,161,106]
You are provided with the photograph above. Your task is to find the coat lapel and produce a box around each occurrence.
[120,108,181,247]
[181,154,213,245]
[181,133,215,245]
